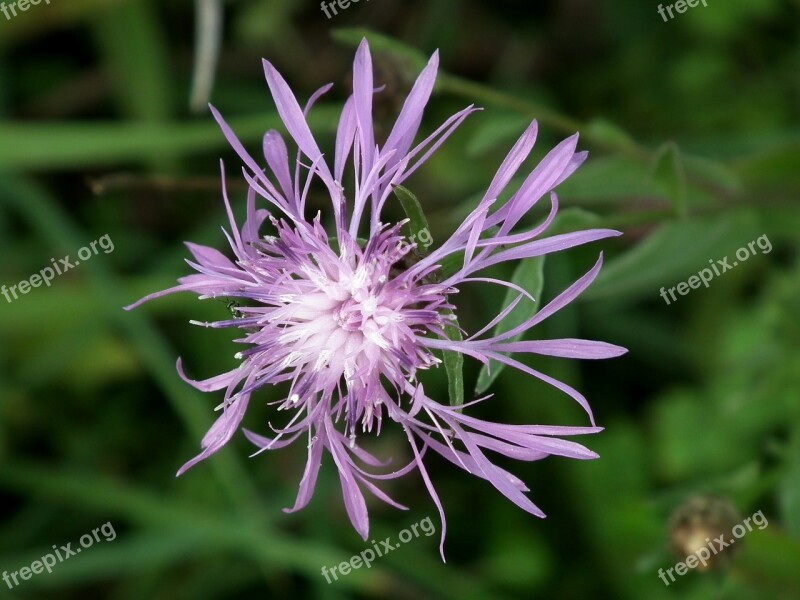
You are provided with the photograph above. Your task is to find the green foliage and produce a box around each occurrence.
[442,310,465,407]
[393,184,430,245]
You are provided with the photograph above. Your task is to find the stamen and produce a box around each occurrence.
[281,351,302,368]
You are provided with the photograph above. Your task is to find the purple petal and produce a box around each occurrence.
[490,254,605,342]
[553,150,588,187]
[352,39,375,175]
[487,133,578,233]
[209,104,289,213]
[382,50,439,167]
[486,338,628,359]
[303,82,334,116]
[185,242,236,271]
[219,160,243,251]
[451,421,545,517]
[124,282,205,310]
[335,96,357,182]
[471,229,621,273]
[398,105,480,182]
[404,427,448,561]
[482,120,538,203]
[176,358,242,392]
[263,130,295,204]
[355,474,409,511]
[177,393,251,476]
[326,420,369,539]
[262,59,334,185]
[243,429,303,452]
[467,432,550,462]
[283,430,324,513]
[482,350,596,424]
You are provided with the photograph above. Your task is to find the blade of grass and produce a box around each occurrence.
[0,175,262,517]
[90,0,174,124]
[0,460,510,599]
[0,106,341,170]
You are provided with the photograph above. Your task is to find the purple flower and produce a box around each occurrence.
[128,39,626,557]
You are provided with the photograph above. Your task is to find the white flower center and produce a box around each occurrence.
[272,258,408,385]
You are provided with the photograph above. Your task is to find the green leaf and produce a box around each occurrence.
[651,142,687,217]
[735,140,800,188]
[553,155,661,206]
[546,207,603,235]
[583,211,760,302]
[467,113,531,157]
[735,528,800,589]
[475,256,545,394]
[584,118,638,154]
[439,251,464,279]
[779,434,800,535]
[393,185,431,254]
[442,311,465,406]
[683,153,743,195]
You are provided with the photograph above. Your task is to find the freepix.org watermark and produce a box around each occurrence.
[659,234,772,305]
[658,510,767,585]
[657,0,708,22]
[1,0,50,22]
[1,234,114,304]
[320,0,370,19]
[3,522,117,590]
[321,516,435,583]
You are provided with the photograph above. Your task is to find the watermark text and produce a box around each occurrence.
[660,234,771,305]
[2,234,115,304]
[658,510,767,585]
[321,516,435,583]
[3,522,116,590]
[1,0,51,22]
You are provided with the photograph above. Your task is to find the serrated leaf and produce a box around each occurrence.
[652,142,687,217]
[442,311,465,406]
[475,256,545,394]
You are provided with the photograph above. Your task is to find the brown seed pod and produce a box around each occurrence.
[668,495,742,571]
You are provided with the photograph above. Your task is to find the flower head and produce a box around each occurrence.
[128,39,626,557]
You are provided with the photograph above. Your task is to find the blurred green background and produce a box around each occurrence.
[1,0,799,598]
